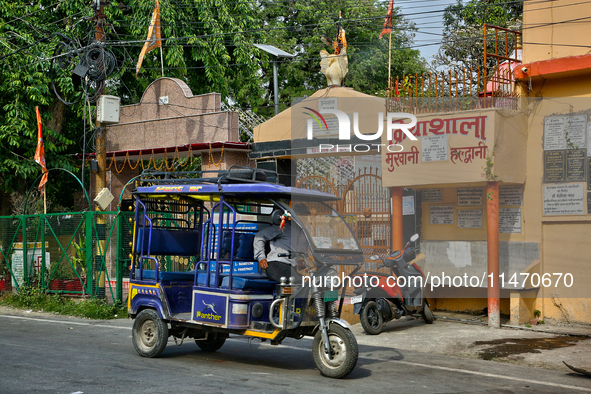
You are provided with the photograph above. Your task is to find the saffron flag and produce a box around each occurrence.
[136,0,162,75]
[34,106,48,193]
[379,0,394,39]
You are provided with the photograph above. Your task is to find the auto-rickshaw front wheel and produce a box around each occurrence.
[312,324,358,379]
[132,309,169,358]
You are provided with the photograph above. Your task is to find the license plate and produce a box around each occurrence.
[324,290,338,302]
[350,295,363,304]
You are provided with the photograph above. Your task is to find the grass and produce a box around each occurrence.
[0,287,126,320]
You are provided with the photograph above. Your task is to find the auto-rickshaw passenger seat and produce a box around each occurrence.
[137,228,201,256]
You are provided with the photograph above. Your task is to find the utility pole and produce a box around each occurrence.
[93,0,107,299]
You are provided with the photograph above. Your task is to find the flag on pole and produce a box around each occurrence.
[34,106,48,193]
[379,0,394,39]
[136,0,162,75]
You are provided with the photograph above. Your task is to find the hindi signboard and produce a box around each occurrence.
[500,208,522,233]
[457,209,483,228]
[421,135,448,162]
[457,188,483,206]
[544,150,566,182]
[543,183,586,216]
[566,149,586,182]
[544,116,566,150]
[499,185,523,206]
[565,115,587,149]
[430,205,455,225]
[422,189,442,202]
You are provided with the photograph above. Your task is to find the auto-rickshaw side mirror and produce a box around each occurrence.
[369,255,380,261]
[410,234,419,242]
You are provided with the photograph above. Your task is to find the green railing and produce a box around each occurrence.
[0,211,134,305]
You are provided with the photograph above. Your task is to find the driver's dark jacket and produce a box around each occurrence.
[253,223,306,267]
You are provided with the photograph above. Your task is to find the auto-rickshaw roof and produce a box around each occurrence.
[134,182,340,201]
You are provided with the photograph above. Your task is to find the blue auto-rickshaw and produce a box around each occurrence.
[128,167,364,378]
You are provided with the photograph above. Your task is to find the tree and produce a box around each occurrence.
[0,0,89,215]
[257,0,425,115]
[433,0,522,70]
[0,0,425,214]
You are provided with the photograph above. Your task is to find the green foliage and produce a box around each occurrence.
[0,286,126,319]
[0,0,425,212]
[434,0,522,70]
[534,309,541,318]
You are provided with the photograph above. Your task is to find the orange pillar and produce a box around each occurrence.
[486,181,500,328]
[391,187,404,251]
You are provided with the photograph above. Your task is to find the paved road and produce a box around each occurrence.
[1,313,590,394]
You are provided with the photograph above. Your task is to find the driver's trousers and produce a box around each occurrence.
[265,261,297,283]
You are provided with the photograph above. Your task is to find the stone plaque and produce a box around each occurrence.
[457,209,483,228]
[430,205,455,225]
[544,116,566,150]
[499,185,523,206]
[422,189,442,202]
[500,208,522,233]
[421,135,448,162]
[566,149,586,182]
[544,150,565,182]
[457,188,483,206]
[565,115,587,149]
[543,183,586,216]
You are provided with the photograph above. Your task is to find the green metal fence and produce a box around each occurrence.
[0,211,134,305]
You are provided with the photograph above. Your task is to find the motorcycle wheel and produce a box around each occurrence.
[360,301,383,335]
[132,309,169,358]
[312,324,358,379]
[421,300,434,324]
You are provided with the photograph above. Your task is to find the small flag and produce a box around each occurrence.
[34,106,48,193]
[136,0,162,75]
[379,0,394,39]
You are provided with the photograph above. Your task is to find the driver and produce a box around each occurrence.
[254,205,308,282]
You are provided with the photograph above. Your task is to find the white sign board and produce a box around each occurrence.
[430,205,455,225]
[422,189,442,202]
[543,183,586,216]
[544,116,566,150]
[319,98,338,111]
[499,185,523,206]
[457,209,483,228]
[565,115,587,149]
[457,188,483,206]
[499,208,522,233]
[403,195,415,215]
[421,135,448,162]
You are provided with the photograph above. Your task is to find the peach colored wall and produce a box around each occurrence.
[523,0,591,63]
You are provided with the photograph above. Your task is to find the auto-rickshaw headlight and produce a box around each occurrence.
[323,268,340,289]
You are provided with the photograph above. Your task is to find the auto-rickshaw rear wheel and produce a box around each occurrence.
[312,324,358,379]
[132,309,169,358]
[196,335,226,352]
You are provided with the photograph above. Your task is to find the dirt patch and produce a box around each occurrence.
[474,336,586,360]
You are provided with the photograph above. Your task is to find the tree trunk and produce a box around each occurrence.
[46,97,67,135]
[0,188,11,217]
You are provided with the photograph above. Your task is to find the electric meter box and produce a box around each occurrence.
[94,187,115,211]
[96,95,120,124]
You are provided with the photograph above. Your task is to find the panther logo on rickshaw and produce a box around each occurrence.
[202,300,217,314]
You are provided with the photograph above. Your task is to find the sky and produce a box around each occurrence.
[394,0,459,62]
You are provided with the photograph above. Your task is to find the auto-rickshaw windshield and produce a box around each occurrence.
[292,201,360,251]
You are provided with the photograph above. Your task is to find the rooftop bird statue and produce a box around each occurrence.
[320,12,348,86]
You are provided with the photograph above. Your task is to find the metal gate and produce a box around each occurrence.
[296,166,391,272]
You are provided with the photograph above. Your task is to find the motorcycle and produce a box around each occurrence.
[351,234,434,335]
